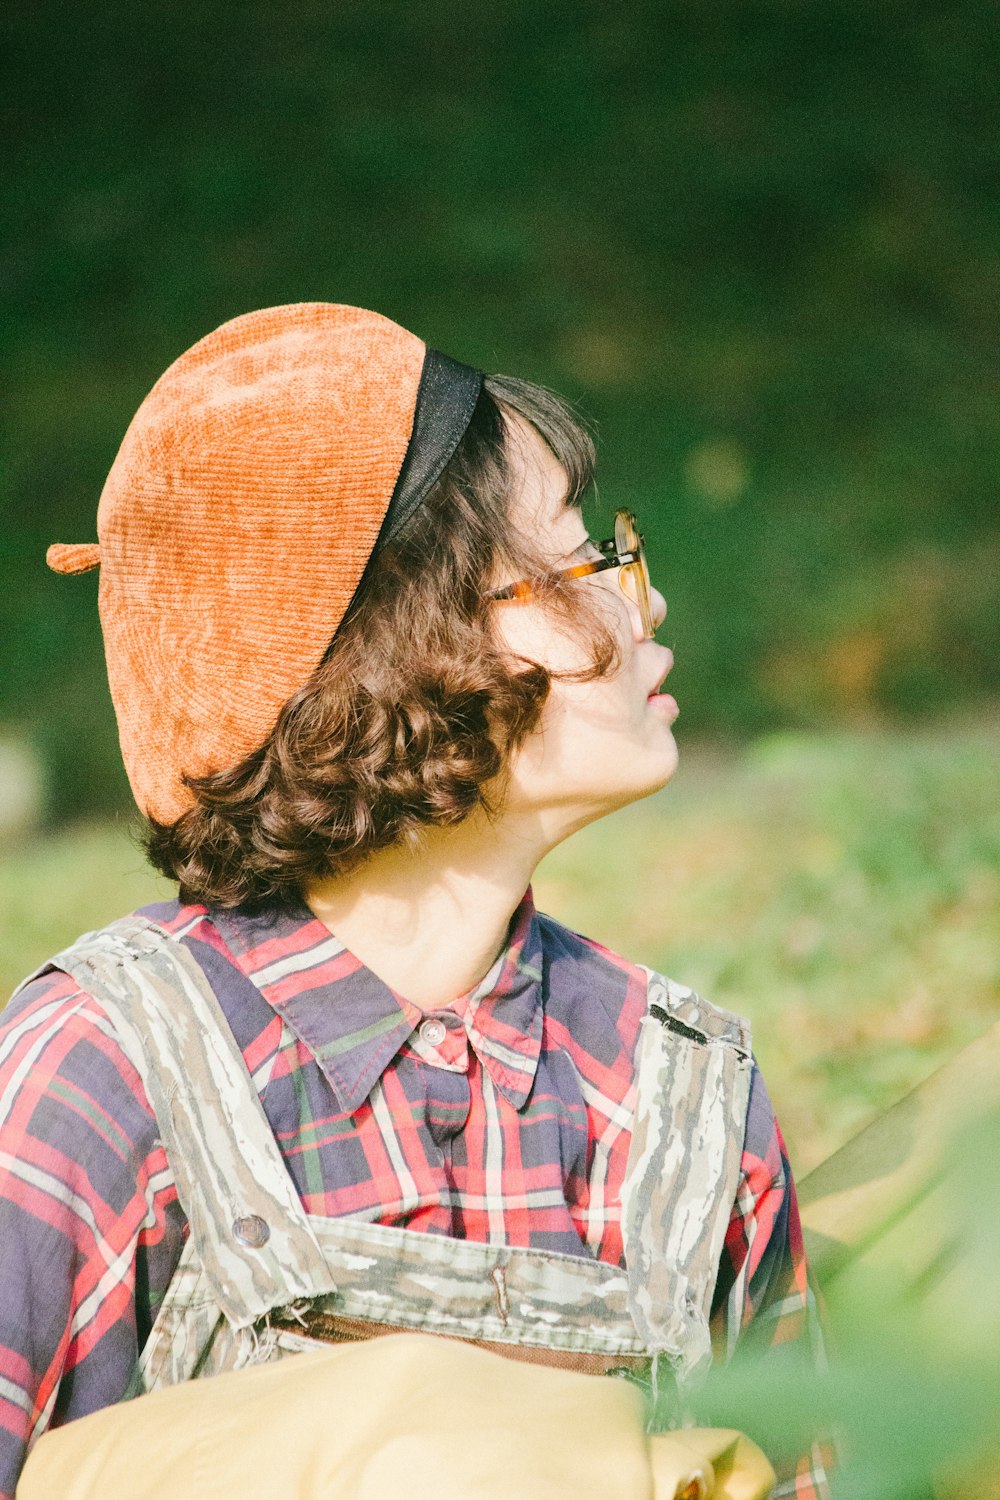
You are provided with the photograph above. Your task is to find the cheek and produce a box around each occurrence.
[492,608,596,678]
[542,672,641,747]
[491,584,632,677]
[493,601,647,763]
[507,670,677,814]
[492,600,677,802]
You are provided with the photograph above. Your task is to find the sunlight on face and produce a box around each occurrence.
[491,416,678,834]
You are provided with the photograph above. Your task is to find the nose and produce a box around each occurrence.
[625,582,667,641]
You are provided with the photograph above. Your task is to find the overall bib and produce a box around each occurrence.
[32,916,752,1421]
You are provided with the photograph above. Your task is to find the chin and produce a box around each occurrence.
[638,734,680,796]
[601,739,679,813]
[641,759,679,801]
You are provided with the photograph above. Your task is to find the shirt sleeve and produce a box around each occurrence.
[0,971,183,1500]
[710,1064,834,1500]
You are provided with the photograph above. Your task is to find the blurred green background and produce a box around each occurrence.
[4,0,997,818]
[1,2,997,1162]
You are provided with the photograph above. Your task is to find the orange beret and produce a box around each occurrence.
[47,303,481,822]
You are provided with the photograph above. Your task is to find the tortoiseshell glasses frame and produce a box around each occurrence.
[489,509,657,639]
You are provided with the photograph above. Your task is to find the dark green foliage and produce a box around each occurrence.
[2,1,996,815]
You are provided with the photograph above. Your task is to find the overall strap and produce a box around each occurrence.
[45,916,337,1328]
[621,970,753,1391]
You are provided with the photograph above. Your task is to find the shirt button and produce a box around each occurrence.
[232,1214,271,1248]
[419,1018,447,1048]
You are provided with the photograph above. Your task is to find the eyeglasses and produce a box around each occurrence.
[489,508,657,639]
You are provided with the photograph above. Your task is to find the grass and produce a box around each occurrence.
[1,716,996,1173]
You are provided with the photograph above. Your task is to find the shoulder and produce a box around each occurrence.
[643,969,752,1056]
[6,897,244,1005]
[533,922,791,1221]
[2,896,206,1035]
[0,898,216,1149]
[1,898,269,1120]
[535,906,751,1061]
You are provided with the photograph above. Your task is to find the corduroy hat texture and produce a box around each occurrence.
[47,302,482,823]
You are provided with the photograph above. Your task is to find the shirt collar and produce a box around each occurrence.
[207,889,545,1112]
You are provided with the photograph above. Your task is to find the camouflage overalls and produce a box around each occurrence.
[40,916,752,1415]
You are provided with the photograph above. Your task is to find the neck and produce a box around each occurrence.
[304,804,552,1010]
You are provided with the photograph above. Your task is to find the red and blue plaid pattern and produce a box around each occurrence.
[0,892,828,1497]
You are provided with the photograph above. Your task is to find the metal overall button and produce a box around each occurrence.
[232,1214,271,1248]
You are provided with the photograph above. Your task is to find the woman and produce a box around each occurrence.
[0,304,827,1497]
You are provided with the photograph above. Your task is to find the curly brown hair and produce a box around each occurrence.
[143,375,622,908]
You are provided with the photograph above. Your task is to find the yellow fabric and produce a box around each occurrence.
[656,1429,780,1500]
[19,1334,775,1500]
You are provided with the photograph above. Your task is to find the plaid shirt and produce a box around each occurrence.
[0,890,829,1497]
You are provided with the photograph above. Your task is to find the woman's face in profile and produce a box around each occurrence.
[491,416,678,836]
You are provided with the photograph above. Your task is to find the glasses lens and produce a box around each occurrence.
[614,510,656,638]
